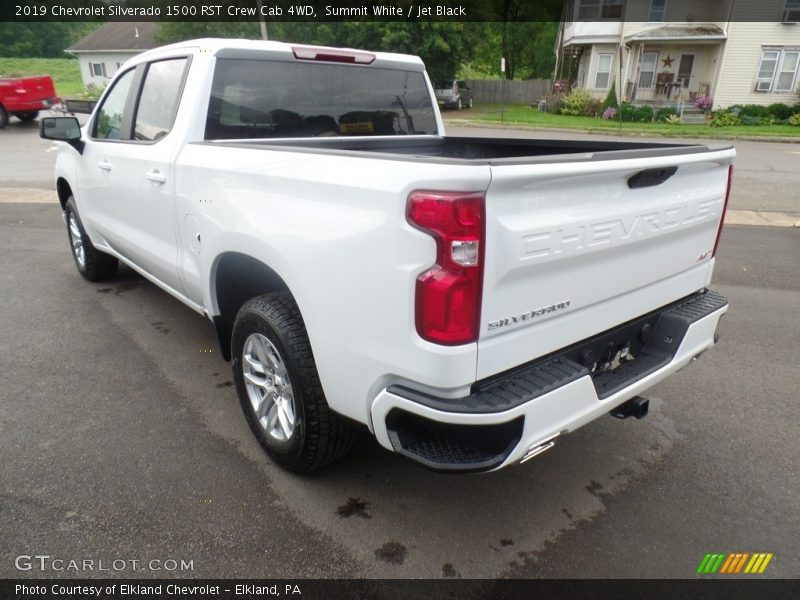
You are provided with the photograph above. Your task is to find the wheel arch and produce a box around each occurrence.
[210,251,296,361]
[56,177,73,210]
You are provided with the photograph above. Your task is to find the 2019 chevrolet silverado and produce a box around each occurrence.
[41,39,734,473]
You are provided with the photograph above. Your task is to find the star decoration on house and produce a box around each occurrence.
[662,55,674,68]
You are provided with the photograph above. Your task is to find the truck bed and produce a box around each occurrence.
[202,135,723,165]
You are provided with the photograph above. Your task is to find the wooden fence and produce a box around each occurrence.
[465,79,552,106]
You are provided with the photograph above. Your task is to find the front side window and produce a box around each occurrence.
[205,58,437,140]
[756,48,799,92]
[577,0,600,19]
[783,0,800,22]
[649,0,666,21]
[638,51,659,88]
[578,0,622,19]
[134,58,188,142]
[93,69,135,140]
[601,0,623,18]
[775,51,799,91]
[595,53,613,89]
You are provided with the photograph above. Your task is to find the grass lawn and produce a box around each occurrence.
[459,104,800,139]
[0,58,85,98]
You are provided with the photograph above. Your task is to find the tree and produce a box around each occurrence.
[155,22,478,81]
[0,23,99,58]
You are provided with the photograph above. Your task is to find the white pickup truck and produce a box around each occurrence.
[41,39,734,473]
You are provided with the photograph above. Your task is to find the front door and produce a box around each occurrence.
[79,58,188,292]
[677,54,695,89]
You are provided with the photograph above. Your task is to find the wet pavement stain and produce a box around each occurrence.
[375,541,407,565]
[441,562,460,578]
[337,497,371,519]
[216,381,234,388]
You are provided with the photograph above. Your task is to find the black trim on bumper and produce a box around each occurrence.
[389,289,728,414]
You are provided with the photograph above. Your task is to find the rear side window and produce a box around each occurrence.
[134,58,188,142]
[93,69,135,140]
[205,58,437,139]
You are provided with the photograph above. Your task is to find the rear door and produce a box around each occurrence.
[80,58,189,291]
[476,148,734,379]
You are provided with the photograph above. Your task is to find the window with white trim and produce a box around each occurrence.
[782,0,800,22]
[756,48,800,92]
[649,0,666,21]
[638,51,659,88]
[577,0,623,20]
[90,62,107,78]
[595,53,613,89]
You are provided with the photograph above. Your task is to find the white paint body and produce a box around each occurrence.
[52,39,735,469]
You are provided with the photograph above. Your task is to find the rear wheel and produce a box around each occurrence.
[64,196,118,281]
[232,292,356,472]
[13,111,38,122]
[456,98,462,111]
[467,98,473,109]
[0,106,8,129]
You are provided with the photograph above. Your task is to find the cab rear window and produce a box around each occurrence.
[205,58,437,140]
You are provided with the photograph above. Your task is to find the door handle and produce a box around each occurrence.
[145,170,167,184]
[97,160,112,171]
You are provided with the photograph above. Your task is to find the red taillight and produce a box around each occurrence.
[713,165,734,257]
[407,191,485,345]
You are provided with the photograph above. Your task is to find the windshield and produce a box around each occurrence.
[205,58,438,139]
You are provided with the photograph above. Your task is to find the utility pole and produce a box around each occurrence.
[256,0,268,40]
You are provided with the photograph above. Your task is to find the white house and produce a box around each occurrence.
[554,0,800,109]
[66,22,157,89]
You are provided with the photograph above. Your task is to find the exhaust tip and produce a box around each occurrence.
[611,396,649,420]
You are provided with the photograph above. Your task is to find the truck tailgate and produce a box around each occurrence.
[478,147,734,380]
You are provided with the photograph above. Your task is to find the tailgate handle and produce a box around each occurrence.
[627,166,678,189]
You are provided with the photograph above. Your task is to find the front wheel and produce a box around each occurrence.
[467,98,473,109]
[456,98,462,111]
[64,196,118,281]
[231,292,356,472]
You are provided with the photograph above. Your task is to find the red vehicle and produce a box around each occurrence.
[0,75,60,128]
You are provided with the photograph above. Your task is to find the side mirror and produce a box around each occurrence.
[40,117,84,153]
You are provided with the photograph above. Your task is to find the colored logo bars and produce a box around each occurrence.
[697,552,774,574]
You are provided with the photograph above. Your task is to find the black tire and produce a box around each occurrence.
[13,111,39,122]
[232,292,356,473]
[456,98,462,111]
[467,98,473,109]
[0,105,8,129]
[64,196,118,281]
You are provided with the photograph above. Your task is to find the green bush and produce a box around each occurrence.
[619,102,635,122]
[740,115,772,126]
[767,103,793,120]
[789,113,800,126]
[601,82,618,111]
[633,106,654,123]
[710,111,741,127]
[560,88,594,116]
[731,104,770,118]
[655,106,679,122]
[587,99,602,117]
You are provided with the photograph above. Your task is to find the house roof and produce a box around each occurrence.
[626,24,727,42]
[67,22,158,53]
